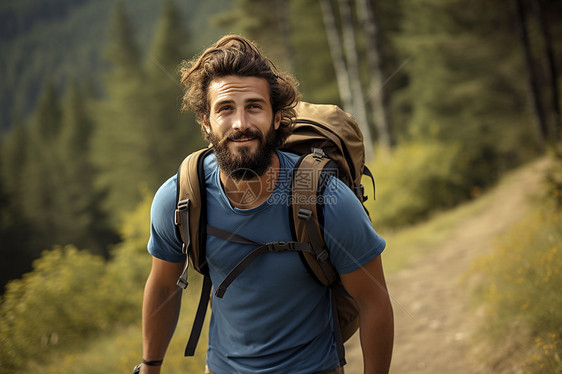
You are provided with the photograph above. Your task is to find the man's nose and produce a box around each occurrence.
[232,109,250,131]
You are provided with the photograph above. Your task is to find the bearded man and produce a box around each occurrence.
[138,35,393,374]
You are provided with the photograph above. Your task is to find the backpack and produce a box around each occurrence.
[174,101,375,365]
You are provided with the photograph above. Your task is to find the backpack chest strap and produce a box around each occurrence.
[208,225,314,298]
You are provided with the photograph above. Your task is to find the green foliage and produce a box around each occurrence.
[366,140,467,228]
[288,0,339,104]
[0,189,210,373]
[212,0,340,104]
[20,81,66,247]
[214,0,293,71]
[396,0,540,187]
[144,0,206,183]
[0,189,154,372]
[93,1,204,222]
[91,1,149,218]
[100,188,153,324]
[0,246,108,372]
[466,207,562,373]
[0,0,230,132]
[56,81,116,254]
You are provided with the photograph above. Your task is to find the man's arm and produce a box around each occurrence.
[141,257,185,374]
[340,255,394,374]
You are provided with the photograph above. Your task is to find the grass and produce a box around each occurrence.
[465,207,562,373]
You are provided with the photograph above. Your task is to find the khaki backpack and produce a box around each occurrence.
[174,101,375,365]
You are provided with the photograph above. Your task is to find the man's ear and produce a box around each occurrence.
[202,116,211,134]
[274,111,282,130]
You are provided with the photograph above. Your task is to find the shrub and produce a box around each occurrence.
[0,246,108,372]
[365,140,468,228]
[0,189,154,373]
[467,208,562,372]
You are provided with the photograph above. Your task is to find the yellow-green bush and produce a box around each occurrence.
[98,187,153,324]
[0,190,154,373]
[0,246,109,372]
[467,208,562,373]
[365,140,467,228]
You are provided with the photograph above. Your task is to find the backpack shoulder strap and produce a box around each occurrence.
[291,151,358,366]
[290,150,339,286]
[175,147,214,357]
[176,147,213,281]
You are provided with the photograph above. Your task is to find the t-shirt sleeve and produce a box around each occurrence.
[322,177,386,274]
[147,175,185,263]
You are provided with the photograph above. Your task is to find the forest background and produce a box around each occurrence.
[0,0,561,372]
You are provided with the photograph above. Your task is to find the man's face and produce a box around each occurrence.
[205,75,281,180]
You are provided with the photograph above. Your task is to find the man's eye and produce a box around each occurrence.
[248,104,262,110]
[218,105,233,112]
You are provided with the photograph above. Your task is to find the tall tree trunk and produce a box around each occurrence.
[531,0,561,142]
[338,0,373,159]
[513,0,549,148]
[318,0,353,112]
[356,0,394,150]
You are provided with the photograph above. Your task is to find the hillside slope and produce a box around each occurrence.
[0,0,229,131]
[344,158,549,373]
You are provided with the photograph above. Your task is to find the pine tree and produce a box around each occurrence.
[144,0,205,184]
[21,80,65,247]
[57,80,117,255]
[92,1,153,222]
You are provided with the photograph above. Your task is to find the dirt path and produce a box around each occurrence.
[343,159,548,373]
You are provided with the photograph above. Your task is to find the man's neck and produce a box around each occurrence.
[220,152,280,209]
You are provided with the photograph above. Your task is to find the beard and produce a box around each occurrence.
[209,121,278,181]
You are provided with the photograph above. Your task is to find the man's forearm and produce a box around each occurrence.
[141,271,183,373]
[359,300,394,374]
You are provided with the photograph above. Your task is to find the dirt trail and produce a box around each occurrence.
[343,159,548,373]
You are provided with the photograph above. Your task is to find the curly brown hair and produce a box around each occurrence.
[178,35,300,147]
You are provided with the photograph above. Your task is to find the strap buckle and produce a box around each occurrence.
[175,199,190,225]
[298,208,313,221]
[177,263,189,289]
[316,249,329,262]
[311,147,326,160]
[353,184,367,202]
[266,241,294,252]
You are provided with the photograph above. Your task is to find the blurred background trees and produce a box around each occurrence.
[0,0,560,370]
[1,0,561,289]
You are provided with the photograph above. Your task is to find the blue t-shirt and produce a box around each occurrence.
[148,151,386,374]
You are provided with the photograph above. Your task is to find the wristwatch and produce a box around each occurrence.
[133,359,163,373]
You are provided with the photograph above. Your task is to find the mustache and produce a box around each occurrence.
[217,129,263,147]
